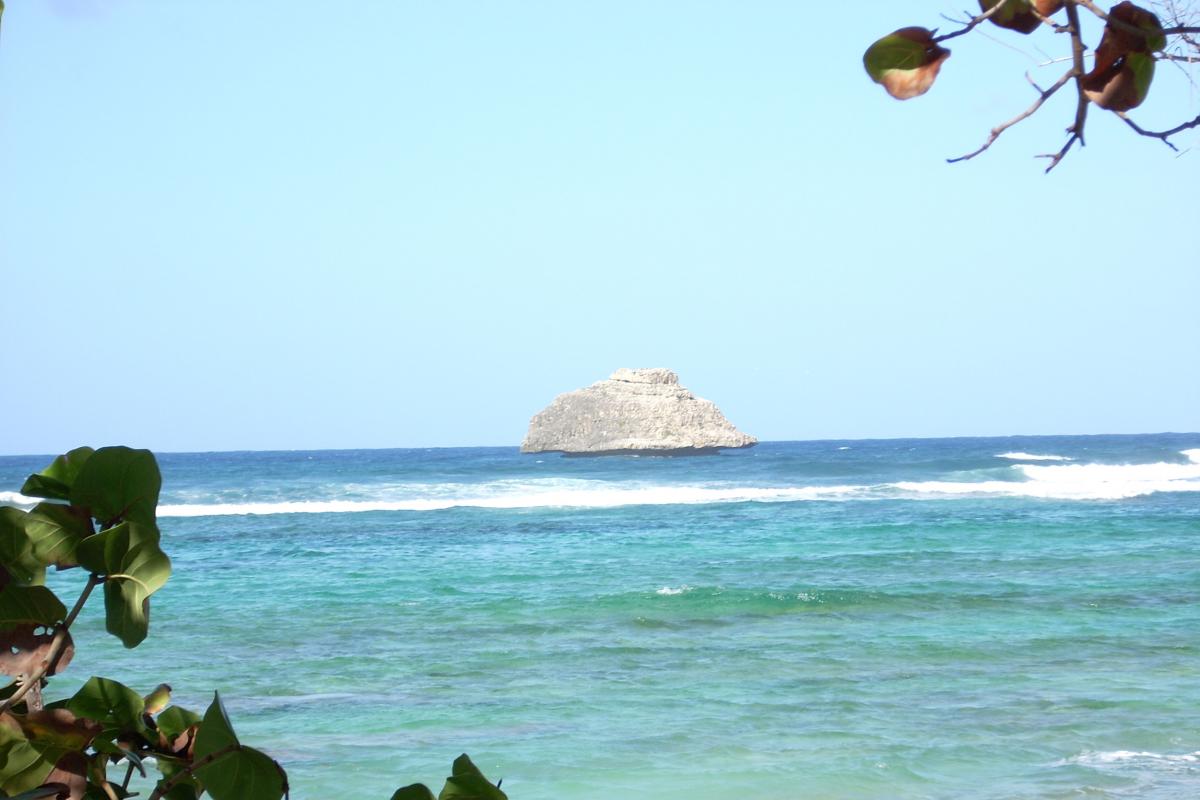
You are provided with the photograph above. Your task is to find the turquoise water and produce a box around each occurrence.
[2,434,1199,799]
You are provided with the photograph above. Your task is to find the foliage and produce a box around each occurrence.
[0,447,506,800]
[863,0,1200,170]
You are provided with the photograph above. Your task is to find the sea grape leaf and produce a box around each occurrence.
[0,714,56,798]
[22,710,102,753]
[191,694,287,800]
[74,522,170,648]
[863,27,951,100]
[20,449,95,503]
[156,707,200,743]
[392,784,436,800]
[1083,5,1161,112]
[1128,50,1156,104]
[0,587,66,631]
[192,694,237,761]
[38,751,85,800]
[88,739,147,781]
[438,755,507,800]
[193,745,286,800]
[69,448,159,527]
[0,510,44,588]
[155,780,198,800]
[0,625,72,679]
[1109,1,1166,51]
[156,707,200,758]
[979,0,1041,33]
[863,29,929,78]
[65,678,146,738]
[24,505,93,570]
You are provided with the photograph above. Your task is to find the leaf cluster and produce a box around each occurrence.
[862,0,1199,168]
[0,447,507,800]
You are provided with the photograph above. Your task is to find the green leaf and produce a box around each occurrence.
[157,781,199,800]
[65,678,146,738]
[0,510,44,587]
[863,30,928,81]
[156,707,201,743]
[192,694,237,761]
[88,738,144,776]
[0,587,66,631]
[979,0,1041,33]
[194,746,285,800]
[392,785,436,800]
[1129,50,1156,106]
[438,755,507,800]
[25,504,93,569]
[69,447,159,527]
[191,695,286,800]
[75,522,170,648]
[0,717,55,798]
[20,448,95,502]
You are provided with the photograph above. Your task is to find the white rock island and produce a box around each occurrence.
[521,368,757,455]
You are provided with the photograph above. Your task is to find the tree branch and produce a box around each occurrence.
[0,573,103,713]
[1117,110,1200,148]
[934,1,1012,43]
[949,68,1075,162]
[1036,0,1090,172]
[147,744,240,800]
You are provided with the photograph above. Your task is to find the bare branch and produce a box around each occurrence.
[949,68,1075,163]
[934,2,1012,43]
[1031,1,1092,173]
[1117,110,1200,148]
[1035,131,1084,170]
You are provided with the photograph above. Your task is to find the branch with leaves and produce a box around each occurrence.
[0,447,504,800]
[863,0,1200,170]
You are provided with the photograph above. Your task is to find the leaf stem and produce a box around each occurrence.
[147,743,240,800]
[0,573,102,712]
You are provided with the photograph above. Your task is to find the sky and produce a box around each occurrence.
[1,1,1197,455]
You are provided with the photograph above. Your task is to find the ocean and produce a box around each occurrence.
[1,433,1198,799]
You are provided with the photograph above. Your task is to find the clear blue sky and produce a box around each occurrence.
[2,1,1196,455]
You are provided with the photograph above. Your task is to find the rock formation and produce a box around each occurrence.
[521,368,757,455]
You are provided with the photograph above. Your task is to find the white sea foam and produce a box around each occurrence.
[141,449,1200,517]
[0,492,42,511]
[1062,750,1200,769]
[996,452,1074,462]
[655,585,692,596]
[158,483,867,517]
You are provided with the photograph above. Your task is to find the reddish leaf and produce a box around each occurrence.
[1083,3,1163,110]
[0,624,73,679]
[42,751,87,800]
[979,0,1063,34]
[23,709,102,751]
[863,27,951,100]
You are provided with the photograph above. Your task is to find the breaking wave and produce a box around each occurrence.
[995,452,1074,462]
[1063,750,1200,768]
[6,451,1196,518]
[148,450,1200,516]
[0,492,40,511]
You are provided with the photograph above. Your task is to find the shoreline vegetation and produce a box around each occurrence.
[0,446,506,800]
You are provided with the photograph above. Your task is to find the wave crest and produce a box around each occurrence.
[995,452,1074,462]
